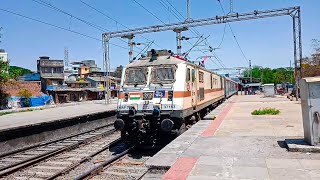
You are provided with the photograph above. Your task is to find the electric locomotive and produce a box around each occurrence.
[114,49,238,147]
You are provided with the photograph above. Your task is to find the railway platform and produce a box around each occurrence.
[0,101,117,132]
[146,95,320,179]
[0,101,117,154]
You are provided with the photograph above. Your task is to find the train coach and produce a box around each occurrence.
[114,49,238,147]
[224,77,239,98]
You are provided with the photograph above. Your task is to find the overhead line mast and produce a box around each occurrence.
[105,7,300,38]
[158,0,220,67]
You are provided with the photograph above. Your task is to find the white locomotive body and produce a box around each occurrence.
[114,50,238,146]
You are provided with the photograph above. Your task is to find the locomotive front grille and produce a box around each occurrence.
[143,92,154,100]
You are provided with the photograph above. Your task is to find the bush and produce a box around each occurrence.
[18,88,32,107]
[18,88,32,98]
[251,107,280,115]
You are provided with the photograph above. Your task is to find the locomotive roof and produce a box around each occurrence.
[125,53,221,77]
[126,55,185,68]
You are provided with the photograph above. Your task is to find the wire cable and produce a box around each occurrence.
[79,0,162,48]
[217,0,249,63]
[132,0,166,24]
[30,0,135,46]
[32,0,107,32]
[131,0,222,69]
[0,7,129,50]
[158,0,225,68]
[159,0,201,36]
[217,23,227,49]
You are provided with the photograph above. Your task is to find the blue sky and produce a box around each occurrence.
[0,0,319,71]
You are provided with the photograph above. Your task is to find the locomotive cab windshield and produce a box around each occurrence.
[151,65,176,85]
[124,67,147,85]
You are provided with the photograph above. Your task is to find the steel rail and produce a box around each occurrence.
[74,147,134,180]
[46,138,121,180]
[0,128,117,177]
[0,119,115,159]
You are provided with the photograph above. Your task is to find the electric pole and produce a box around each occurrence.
[186,0,191,21]
[0,27,3,46]
[249,60,252,82]
[122,34,135,63]
[64,47,69,70]
[173,27,188,55]
[229,0,235,14]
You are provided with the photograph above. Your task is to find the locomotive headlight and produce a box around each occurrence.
[153,105,161,116]
[167,91,173,101]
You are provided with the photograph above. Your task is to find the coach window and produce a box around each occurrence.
[192,69,195,82]
[199,72,204,83]
[186,68,191,81]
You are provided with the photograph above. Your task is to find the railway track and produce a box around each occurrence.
[3,132,120,180]
[0,122,118,179]
[74,149,161,180]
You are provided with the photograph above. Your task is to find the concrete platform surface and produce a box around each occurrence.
[0,102,117,132]
[147,95,320,180]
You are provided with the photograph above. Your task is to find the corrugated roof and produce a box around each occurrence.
[303,76,320,82]
[86,76,120,82]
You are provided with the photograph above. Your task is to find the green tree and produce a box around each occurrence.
[0,61,10,84]
[243,66,294,84]
[9,66,32,79]
[0,62,10,109]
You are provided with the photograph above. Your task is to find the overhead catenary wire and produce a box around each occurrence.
[131,0,223,68]
[157,0,220,66]
[217,0,249,64]
[132,0,166,24]
[0,8,130,50]
[159,0,201,36]
[203,38,226,68]
[79,0,162,48]
[30,0,135,47]
[217,23,227,49]
[158,0,226,68]
[32,0,108,32]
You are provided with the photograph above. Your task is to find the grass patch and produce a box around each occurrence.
[251,107,280,115]
[0,108,40,116]
[0,112,13,116]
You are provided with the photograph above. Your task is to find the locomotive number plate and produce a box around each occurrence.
[161,104,176,110]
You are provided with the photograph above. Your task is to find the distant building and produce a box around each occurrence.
[86,76,121,97]
[239,77,262,92]
[70,60,101,76]
[18,72,41,81]
[65,80,90,88]
[70,62,83,75]
[82,60,101,72]
[78,66,90,78]
[37,56,64,92]
[0,49,8,62]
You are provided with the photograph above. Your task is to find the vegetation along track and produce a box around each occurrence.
[0,120,119,179]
